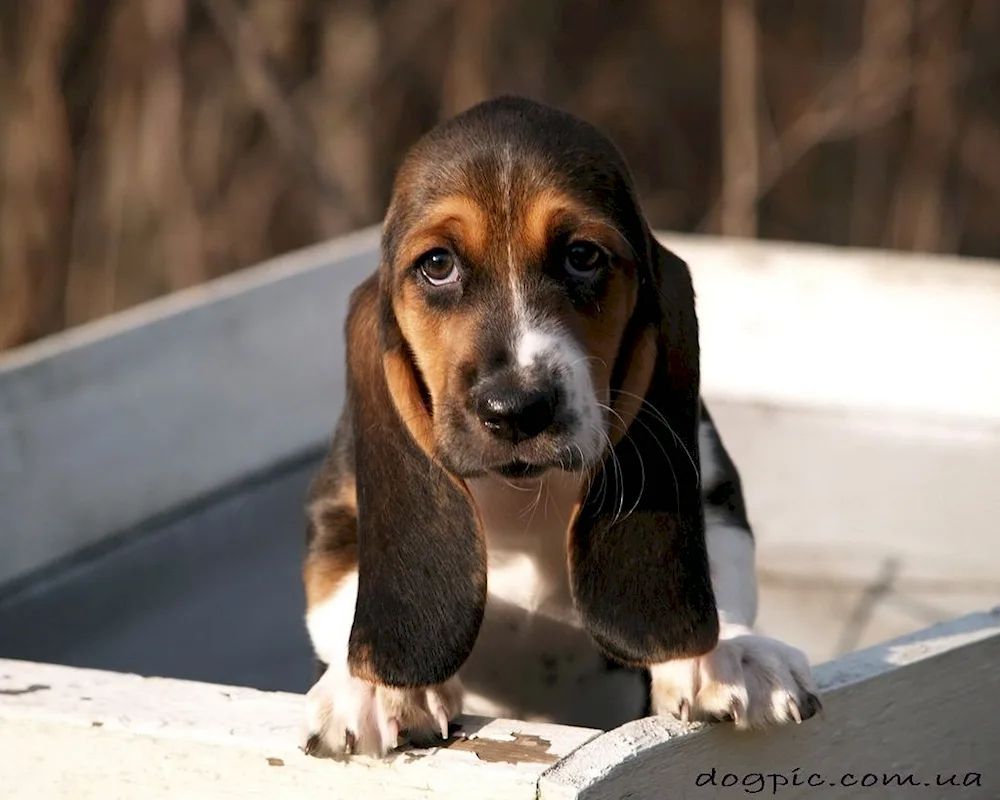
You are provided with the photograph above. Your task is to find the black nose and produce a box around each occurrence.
[475,383,557,443]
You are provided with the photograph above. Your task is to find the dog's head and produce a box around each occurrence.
[379,97,657,480]
[345,97,717,688]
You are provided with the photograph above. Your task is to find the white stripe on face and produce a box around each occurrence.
[498,147,604,465]
[513,317,605,464]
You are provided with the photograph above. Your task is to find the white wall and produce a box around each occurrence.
[662,233,1000,663]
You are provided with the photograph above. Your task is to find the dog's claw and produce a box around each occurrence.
[678,697,690,724]
[385,718,399,750]
[425,687,452,741]
[731,697,746,727]
[788,699,802,724]
[344,729,357,755]
[303,733,322,757]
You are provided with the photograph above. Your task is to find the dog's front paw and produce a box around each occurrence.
[303,665,463,758]
[650,625,821,730]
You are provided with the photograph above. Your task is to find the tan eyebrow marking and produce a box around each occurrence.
[523,189,631,259]
[397,194,488,269]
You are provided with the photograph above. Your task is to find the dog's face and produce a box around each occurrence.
[379,99,653,480]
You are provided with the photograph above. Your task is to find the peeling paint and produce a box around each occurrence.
[446,733,557,765]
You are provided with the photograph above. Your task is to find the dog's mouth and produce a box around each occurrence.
[494,460,549,480]
[491,446,591,480]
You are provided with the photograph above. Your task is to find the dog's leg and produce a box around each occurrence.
[303,562,462,757]
[302,413,463,758]
[649,404,821,729]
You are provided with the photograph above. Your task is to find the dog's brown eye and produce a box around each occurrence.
[564,242,607,278]
[418,249,459,286]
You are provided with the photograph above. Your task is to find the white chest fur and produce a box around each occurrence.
[461,474,647,730]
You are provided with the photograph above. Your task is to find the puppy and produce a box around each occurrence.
[301,96,820,757]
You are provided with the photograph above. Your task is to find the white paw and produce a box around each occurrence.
[302,665,463,758]
[650,625,821,730]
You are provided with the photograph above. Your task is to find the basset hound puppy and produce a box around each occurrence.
[301,96,820,757]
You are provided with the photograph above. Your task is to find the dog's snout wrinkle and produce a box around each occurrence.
[474,378,557,444]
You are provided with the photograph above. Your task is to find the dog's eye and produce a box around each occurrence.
[418,249,460,286]
[564,242,607,279]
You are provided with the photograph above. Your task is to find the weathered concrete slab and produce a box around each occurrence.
[540,608,1000,799]
[3,610,996,799]
[0,658,600,800]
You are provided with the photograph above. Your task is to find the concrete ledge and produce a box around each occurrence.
[3,609,997,798]
[539,608,1000,799]
[0,659,599,799]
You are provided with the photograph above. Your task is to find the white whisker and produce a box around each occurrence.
[610,389,699,487]
[602,399,679,512]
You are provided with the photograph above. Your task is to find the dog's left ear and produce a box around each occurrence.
[569,238,719,667]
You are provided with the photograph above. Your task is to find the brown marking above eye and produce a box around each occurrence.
[523,189,632,266]
[397,195,488,276]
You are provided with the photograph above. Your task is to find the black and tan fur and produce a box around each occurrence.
[302,97,819,756]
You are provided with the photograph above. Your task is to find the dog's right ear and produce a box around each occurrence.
[343,276,487,688]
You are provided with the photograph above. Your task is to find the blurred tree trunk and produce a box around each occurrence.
[64,0,202,327]
[310,0,381,233]
[0,0,75,349]
[886,0,962,252]
[719,0,759,237]
[849,0,913,248]
[441,0,493,118]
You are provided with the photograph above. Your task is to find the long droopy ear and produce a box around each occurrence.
[569,239,719,667]
[344,275,487,688]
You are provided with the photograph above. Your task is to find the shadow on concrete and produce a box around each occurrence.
[0,461,319,695]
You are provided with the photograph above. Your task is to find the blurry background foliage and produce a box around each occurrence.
[1,0,998,351]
